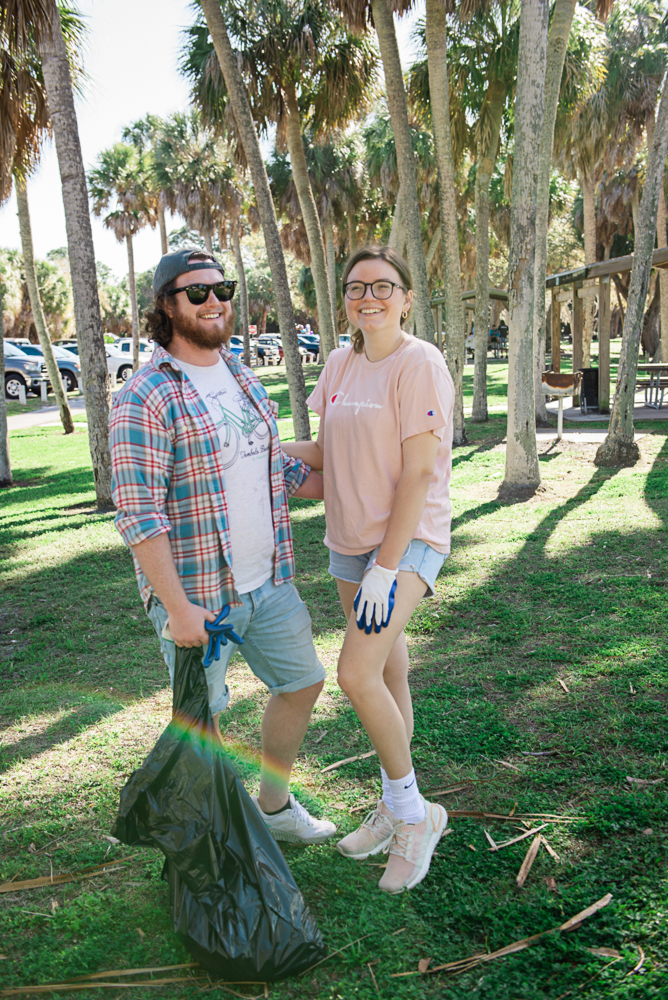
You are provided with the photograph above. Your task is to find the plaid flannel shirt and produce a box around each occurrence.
[110,343,310,611]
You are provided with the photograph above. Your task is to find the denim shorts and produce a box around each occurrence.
[328,539,447,598]
[146,577,325,716]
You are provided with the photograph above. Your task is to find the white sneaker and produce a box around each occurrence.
[337,800,401,859]
[251,793,337,844]
[378,797,448,894]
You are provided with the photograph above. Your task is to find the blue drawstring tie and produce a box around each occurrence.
[203,605,244,667]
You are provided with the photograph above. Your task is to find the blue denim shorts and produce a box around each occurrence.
[328,539,447,598]
[146,578,325,716]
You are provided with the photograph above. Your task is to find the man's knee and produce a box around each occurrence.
[276,679,324,709]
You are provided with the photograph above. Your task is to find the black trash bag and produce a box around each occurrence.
[111,643,325,981]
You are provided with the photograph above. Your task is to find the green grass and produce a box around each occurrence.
[0,381,667,999]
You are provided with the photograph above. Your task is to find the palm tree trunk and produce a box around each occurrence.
[646,111,668,364]
[284,84,337,360]
[371,0,435,344]
[199,0,311,441]
[389,184,404,249]
[325,220,337,334]
[347,214,357,252]
[37,1,112,505]
[0,290,12,486]
[534,0,576,424]
[203,230,214,254]
[472,79,505,424]
[126,233,140,371]
[15,177,74,435]
[158,197,169,255]
[580,169,597,367]
[425,0,466,444]
[424,225,441,270]
[232,225,251,367]
[504,0,549,489]
[596,76,668,468]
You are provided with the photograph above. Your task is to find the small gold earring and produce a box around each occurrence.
[402,310,408,319]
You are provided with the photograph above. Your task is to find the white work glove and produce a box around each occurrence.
[353,561,398,634]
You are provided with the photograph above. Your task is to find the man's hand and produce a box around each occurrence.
[167,602,217,647]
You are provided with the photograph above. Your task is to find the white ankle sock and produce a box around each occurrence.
[380,767,393,812]
[387,769,426,824]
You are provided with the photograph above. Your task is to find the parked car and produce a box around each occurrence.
[257,335,283,362]
[64,342,148,383]
[112,337,154,357]
[105,346,143,384]
[227,336,258,365]
[298,336,320,360]
[12,343,81,392]
[53,339,78,349]
[3,342,47,399]
[339,334,351,348]
[252,339,280,366]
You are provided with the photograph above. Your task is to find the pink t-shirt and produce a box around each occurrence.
[307,336,454,556]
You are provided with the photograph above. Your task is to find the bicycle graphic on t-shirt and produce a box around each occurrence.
[206,390,270,469]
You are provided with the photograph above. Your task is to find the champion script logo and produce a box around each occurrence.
[329,391,383,415]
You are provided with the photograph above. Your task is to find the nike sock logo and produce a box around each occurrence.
[404,779,415,789]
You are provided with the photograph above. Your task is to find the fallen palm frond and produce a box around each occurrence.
[541,835,561,861]
[516,834,542,888]
[422,783,471,796]
[321,750,377,773]
[0,976,207,996]
[67,963,199,982]
[0,856,138,894]
[491,824,549,851]
[626,944,646,976]
[484,830,499,850]
[447,810,578,823]
[0,963,272,999]
[390,894,613,979]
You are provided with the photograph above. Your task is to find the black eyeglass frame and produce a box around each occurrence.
[166,280,237,304]
[342,279,408,301]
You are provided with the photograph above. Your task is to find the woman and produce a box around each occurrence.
[283,245,454,894]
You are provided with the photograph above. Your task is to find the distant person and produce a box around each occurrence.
[283,245,453,894]
[497,319,508,339]
[110,247,335,846]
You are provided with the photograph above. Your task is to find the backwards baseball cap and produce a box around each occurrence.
[152,248,225,296]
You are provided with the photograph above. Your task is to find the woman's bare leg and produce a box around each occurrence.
[335,572,426,779]
[337,580,414,741]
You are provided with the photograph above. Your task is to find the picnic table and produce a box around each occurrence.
[636,363,668,409]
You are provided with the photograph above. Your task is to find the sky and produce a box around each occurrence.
[0,0,424,280]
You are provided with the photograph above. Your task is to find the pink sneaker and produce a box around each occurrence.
[378,798,448,894]
[337,800,401,860]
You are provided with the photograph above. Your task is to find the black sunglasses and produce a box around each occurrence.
[167,280,237,305]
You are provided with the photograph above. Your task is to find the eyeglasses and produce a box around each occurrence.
[343,280,407,301]
[167,280,237,305]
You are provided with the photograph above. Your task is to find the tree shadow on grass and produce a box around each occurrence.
[0,465,95,510]
[0,698,125,775]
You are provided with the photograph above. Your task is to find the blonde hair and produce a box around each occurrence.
[342,245,413,353]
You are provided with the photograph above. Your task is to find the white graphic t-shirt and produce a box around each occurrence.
[178,356,275,594]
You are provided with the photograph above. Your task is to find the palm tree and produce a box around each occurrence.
[0,0,112,507]
[424,0,467,446]
[596,72,668,466]
[532,0,576,423]
[503,0,549,490]
[187,1,377,360]
[447,4,520,424]
[268,132,364,329]
[334,0,436,343]
[122,114,171,255]
[89,143,157,372]
[0,5,75,434]
[15,177,75,431]
[198,0,311,441]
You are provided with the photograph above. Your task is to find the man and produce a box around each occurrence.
[110,248,335,845]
